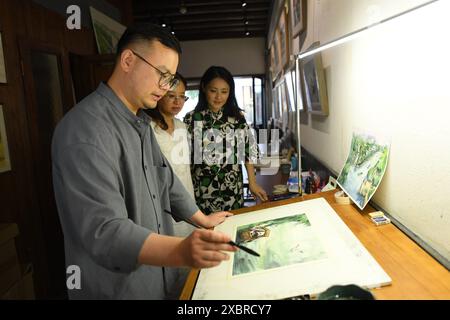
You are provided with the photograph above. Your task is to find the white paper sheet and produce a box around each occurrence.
[192,198,391,300]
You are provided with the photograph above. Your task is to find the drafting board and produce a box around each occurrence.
[192,198,391,300]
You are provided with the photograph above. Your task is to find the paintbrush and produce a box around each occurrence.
[176,215,260,257]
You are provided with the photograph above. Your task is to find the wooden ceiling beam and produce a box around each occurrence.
[174,25,265,34]
[135,12,268,24]
[172,21,266,30]
[132,0,270,41]
[134,4,269,17]
[133,0,269,13]
[175,32,266,41]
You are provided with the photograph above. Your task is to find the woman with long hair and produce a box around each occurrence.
[146,73,195,237]
[184,66,268,214]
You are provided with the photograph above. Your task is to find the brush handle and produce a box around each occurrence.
[178,216,260,257]
[229,240,260,257]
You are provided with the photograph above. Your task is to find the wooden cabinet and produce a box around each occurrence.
[0,223,35,299]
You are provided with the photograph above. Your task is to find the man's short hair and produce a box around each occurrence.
[116,23,182,59]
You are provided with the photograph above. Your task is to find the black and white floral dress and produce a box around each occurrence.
[184,109,258,214]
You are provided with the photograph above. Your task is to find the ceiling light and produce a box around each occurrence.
[246,31,250,36]
[162,23,167,27]
[245,20,249,25]
[242,2,247,7]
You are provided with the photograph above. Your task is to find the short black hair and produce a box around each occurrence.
[116,23,182,58]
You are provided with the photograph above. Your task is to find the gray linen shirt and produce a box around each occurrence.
[52,82,198,299]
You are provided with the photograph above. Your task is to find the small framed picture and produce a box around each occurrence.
[295,62,307,113]
[273,32,282,79]
[290,0,307,37]
[0,104,11,173]
[277,9,290,69]
[0,32,7,83]
[272,87,279,120]
[269,45,279,83]
[302,44,329,116]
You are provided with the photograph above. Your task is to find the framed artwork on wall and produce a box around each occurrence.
[273,31,282,80]
[285,68,302,112]
[0,104,11,173]
[302,46,329,116]
[280,79,289,130]
[294,62,306,112]
[289,0,307,37]
[272,87,279,120]
[269,45,278,83]
[280,79,288,114]
[277,82,284,127]
[0,32,7,83]
[278,9,290,70]
[89,7,126,54]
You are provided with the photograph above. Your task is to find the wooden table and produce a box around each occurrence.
[180,190,450,300]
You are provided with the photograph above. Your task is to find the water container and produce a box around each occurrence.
[287,170,300,193]
[291,154,298,171]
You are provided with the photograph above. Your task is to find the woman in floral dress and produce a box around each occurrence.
[184,66,268,214]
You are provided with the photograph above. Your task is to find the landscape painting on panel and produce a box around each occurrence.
[337,132,390,210]
[90,7,126,54]
[232,214,327,276]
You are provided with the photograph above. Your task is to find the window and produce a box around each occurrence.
[175,75,265,127]
[235,77,254,126]
[175,89,198,121]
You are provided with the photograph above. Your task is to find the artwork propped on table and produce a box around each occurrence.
[337,131,390,210]
[192,199,391,300]
[233,214,328,276]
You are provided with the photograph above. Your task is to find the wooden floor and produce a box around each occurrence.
[180,190,450,300]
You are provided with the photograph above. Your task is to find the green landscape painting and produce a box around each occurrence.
[232,214,327,276]
[337,132,390,210]
[90,7,126,55]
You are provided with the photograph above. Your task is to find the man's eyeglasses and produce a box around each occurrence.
[130,50,179,89]
[165,93,189,102]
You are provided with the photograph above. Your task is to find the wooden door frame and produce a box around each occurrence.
[18,37,74,299]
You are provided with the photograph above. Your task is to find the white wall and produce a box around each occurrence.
[301,0,431,53]
[178,38,266,78]
[299,0,450,263]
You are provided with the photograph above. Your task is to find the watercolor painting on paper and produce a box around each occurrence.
[232,214,327,276]
[337,132,390,210]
